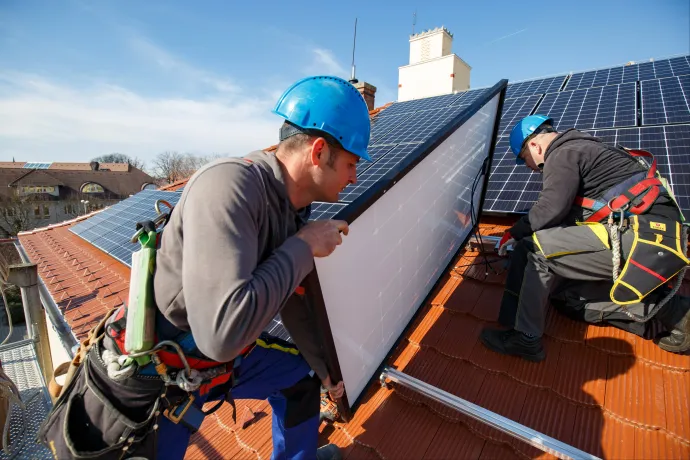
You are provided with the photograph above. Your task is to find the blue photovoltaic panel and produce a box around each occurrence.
[309,202,348,221]
[70,190,182,266]
[536,83,636,130]
[565,66,625,91]
[374,88,487,120]
[622,56,690,83]
[497,95,542,136]
[339,144,420,203]
[586,124,690,216]
[505,76,566,99]
[23,162,52,169]
[483,136,541,213]
[369,113,413,145]
[373,107,463,146]
[641,75,690,125]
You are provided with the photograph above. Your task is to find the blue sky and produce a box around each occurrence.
[1,0,688,166]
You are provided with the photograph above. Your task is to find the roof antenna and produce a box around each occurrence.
[349,18,358,83]
[412,10,417,35]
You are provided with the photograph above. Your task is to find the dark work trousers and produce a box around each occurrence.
[498,224,661,337]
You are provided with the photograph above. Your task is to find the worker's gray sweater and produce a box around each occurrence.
[153,150,329,379]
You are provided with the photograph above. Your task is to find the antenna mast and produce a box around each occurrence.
[350,18,358,83]
[412,10,416,35]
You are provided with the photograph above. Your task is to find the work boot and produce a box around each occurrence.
[655,294,690,353]
[480,327,546,362]
[316,444,342,460]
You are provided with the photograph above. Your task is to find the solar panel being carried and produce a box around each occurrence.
[484,53,690,218]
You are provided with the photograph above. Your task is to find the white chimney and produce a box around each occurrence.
[397,27,471,102]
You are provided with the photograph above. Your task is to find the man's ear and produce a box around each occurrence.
[310,137,327,166]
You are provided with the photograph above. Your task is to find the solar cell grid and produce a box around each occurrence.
[309,202,348,221]
[505,75,566,99]
[374,93,461,119]
[339,144,420,203]
[497,95,543,136]
[641,75,690,125]
[70,190,182,266]
[373,107,464,146]
[535,83,636,130]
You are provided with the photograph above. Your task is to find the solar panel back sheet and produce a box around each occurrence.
[307,80,507,417]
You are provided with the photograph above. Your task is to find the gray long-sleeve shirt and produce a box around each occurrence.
[153,150,329,378]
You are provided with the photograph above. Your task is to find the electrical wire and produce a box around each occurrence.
[467,159,501,277]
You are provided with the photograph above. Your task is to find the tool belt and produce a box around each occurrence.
[38,307,254,459]
[611,214,690,305]
[38,309,165,460]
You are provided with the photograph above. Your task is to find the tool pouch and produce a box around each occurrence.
[611,215,690,305]
[38,340,165,459]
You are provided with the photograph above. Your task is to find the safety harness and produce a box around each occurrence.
[574,148,668,224]
[572,147,689,319]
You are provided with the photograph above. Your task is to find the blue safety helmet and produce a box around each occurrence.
[272,76,372,161]
[509,114,554,165]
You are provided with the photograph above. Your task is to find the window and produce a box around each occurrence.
[81,182,104,193]
[64,204,76,215]
[34,204,50,218]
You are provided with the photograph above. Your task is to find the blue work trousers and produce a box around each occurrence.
[155,345,319,460]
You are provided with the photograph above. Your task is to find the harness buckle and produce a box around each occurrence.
[164,394,196,424]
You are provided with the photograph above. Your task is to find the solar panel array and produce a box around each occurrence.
[484,54,690,218]
[70,190,182,266]
[23,162,52,169]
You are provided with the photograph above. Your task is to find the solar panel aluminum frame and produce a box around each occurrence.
[303,79,508,421]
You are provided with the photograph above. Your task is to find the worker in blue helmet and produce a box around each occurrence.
[479,114,689,362]
[41,76,370,460]
[148,75,372,459]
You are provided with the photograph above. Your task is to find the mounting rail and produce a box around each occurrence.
[380,367,600,460]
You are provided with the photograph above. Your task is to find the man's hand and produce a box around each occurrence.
[321,375,345,400]
[498,231,515,257]
[296,220,349,258]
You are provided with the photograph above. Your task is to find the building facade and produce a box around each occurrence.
[0,161,156,236]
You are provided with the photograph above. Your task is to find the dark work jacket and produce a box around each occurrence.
[509,129,680,240]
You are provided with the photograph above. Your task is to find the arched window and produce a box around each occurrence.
[81,182,104,193]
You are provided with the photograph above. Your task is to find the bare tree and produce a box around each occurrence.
[0,195,34,236]
[91,153,147,171]
[152,152,216,184]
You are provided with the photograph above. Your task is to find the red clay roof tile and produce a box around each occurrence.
[552,341,609,406]
[662,369,690,442]
[605,355,666,429]
[422,421,486,460]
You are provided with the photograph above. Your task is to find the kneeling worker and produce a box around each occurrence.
[480,115,690,361]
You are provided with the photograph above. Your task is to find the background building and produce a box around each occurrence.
[0,161,156,236]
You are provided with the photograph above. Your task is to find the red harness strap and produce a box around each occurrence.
[576,149,664,223]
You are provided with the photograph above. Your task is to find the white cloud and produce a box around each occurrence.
[0,71,281,163]
[307,48,349,78]
[125,33,240,95]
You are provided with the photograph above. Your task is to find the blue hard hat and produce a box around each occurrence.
[272,75,372,161]
[509,114,553,164]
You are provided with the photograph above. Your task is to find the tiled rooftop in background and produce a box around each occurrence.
[18,216,690,459]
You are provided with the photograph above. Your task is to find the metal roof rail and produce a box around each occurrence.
[380,367,601,460]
